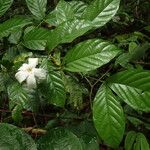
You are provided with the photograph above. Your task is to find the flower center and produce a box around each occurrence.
[27,67,33,73]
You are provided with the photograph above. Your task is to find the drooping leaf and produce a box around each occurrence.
[0,17,32,38]
[0,0,13,16]
[23,27,50,50]
[125,131,137,150]
[47,71,66,107]
[64,39,120,72]
[37,128,83,150]
[108,69,150,111]
[0,123,37,150]
[47,19,91,50]
[41,59,66,107]
[7,82,35,110]
[26,0,47,20]
[93,83,125,148]
[82,0,120,27]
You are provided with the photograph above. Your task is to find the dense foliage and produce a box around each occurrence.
[0,0,150,149]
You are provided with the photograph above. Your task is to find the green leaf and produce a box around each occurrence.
[47,71,66,107]
[8,29,22,44]
[26,0,47,20]
[41,59,66,107]
[47,19,91,50]
[7,82,34,110]
[93,83,125,148]
[125,131,137,150]
[108,69,150,111]
[64,76,86,109]
[0,17,32,38]
[136,133,150,150]
[80,135,99,150]
[64,39,120,72]
[37,128,83,150]
[46,0,75,26]
[0,123,37,150]
[23,27,50,50]
[82,0,120,27]
[46,0,87,26]
[68,1,87,18]
[12,105,23,123]
[0,73,5,92]
[0,0,13,16]
[69,121,99,150]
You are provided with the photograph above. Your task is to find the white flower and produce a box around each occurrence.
[15,58,46,89]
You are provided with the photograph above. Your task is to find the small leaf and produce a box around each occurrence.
[0,0,13,16]
[0,17,32,38]
[108,69,150,111]
[136,133,149,150]
[8,29,22,44]
[125,131,137,150]
[26,0,47,20]
[0,123,37,150]
[64,39,120,72]
[23,27,50,50]
[93,83,125,148]
[82,0,120,27]
[37,128,83,150]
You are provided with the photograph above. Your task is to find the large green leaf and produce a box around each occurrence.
[37,128,83,150]
[0,123,37,150]
[108,69,150,111]
[64,39,120,72]
[26,0,47,20]
[47,19,91,50]
[23,27,50,50]
[82,0,120,27]
[0,17,32,38]
[93,83,125,148]
[46,0,87,26]
[0,0,13,16]
[41,59,66,107]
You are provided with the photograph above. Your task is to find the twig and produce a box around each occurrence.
[22,127,47,135]
[87,67,112,108]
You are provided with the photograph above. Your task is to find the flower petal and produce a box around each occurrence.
[26,74,37,89]
[33,68,47,80]
[28,58,38,68]
[15,71,28,83]
[18,63,29,71]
